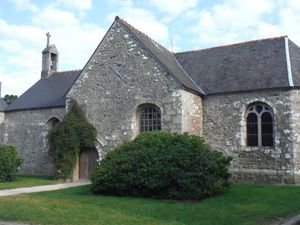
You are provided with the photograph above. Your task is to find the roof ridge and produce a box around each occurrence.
[175,35,288,55]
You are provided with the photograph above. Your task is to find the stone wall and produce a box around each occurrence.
[290,89,300,183]
[202,89,295,183]
[4,107,65,175]
[0,112,5,143]
[67,19,202,158]
[181,90,202,136]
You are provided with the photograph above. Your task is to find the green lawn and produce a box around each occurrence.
[0,175,58,190]
[0,184,299,225]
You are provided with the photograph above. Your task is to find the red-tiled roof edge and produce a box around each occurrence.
[175,35,288,55]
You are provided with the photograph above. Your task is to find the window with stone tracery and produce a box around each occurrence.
[246,103,273,147]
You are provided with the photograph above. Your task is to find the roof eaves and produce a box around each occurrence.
[205,86,293,96]
[4,105,66,113]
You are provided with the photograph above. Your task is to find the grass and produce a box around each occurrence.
[0,175,58,190]
[0,184,300,225]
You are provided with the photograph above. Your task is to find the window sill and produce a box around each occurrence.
[243,146,275,152]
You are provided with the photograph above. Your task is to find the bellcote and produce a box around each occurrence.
[41,32,59,79]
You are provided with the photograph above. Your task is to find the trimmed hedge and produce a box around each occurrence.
[91,131,232,200]
[0,145,23,182]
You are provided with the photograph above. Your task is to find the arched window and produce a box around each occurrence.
[246,103,273,147]
[139,104,161,132]
[47,117,60,130]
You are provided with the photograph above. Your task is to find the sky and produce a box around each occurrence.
[1,0,300,96]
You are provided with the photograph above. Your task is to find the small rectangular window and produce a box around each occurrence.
[139,104,161,133]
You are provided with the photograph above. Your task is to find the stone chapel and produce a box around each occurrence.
[2,16,300,183]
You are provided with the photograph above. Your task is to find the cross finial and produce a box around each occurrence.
[46,32,51,47]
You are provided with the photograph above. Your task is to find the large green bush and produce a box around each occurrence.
[48,100,97,180]
[0,145,23,182]
[91,131,232,200]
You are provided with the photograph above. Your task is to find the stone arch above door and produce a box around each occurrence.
[46,117,60,129]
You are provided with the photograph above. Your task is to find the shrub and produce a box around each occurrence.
[91,131,232,200]
[48,100,97,180]
[0,145,23,182]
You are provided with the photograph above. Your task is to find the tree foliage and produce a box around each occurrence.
[0,145,23,182]
[91,131,232,200]
[3,94,18,105]
[48,100,97,180]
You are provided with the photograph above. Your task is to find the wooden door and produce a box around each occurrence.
[79,148,99,179]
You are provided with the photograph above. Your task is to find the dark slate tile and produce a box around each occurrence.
[175,36,289,94]
[4,70,81,112]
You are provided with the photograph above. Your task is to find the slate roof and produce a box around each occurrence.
[175,36,292,95]
[117,17,204,95]
[4,70,81,112]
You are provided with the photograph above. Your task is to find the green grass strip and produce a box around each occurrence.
[0,184,300,225]
[0,175,58,190]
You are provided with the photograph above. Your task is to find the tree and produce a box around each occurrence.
[4,95,18,105]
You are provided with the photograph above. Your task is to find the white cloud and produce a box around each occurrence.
[32,7,80,28]
[0,19,45,48]
[0,18,44,95]
[32,6,105,68]
[0,5,106,95]
[0,68,40,97]
[148,0,198,16]
[0,45,40,96]
[0,40,22,52]
[9,0,38,12]
[108,5,169,45]
[55,0,92,11]
[187,0,300,50]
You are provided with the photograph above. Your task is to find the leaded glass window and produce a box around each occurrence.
[246,104,273,147]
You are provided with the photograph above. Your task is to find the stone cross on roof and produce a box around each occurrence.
[46,32,51,47]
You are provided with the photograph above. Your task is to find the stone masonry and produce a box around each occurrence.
[4,108,65,175]
[203,89,296,183]
[290,89,300,183]
[67,19,202,159]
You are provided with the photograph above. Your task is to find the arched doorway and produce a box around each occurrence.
[79,147,99,179]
